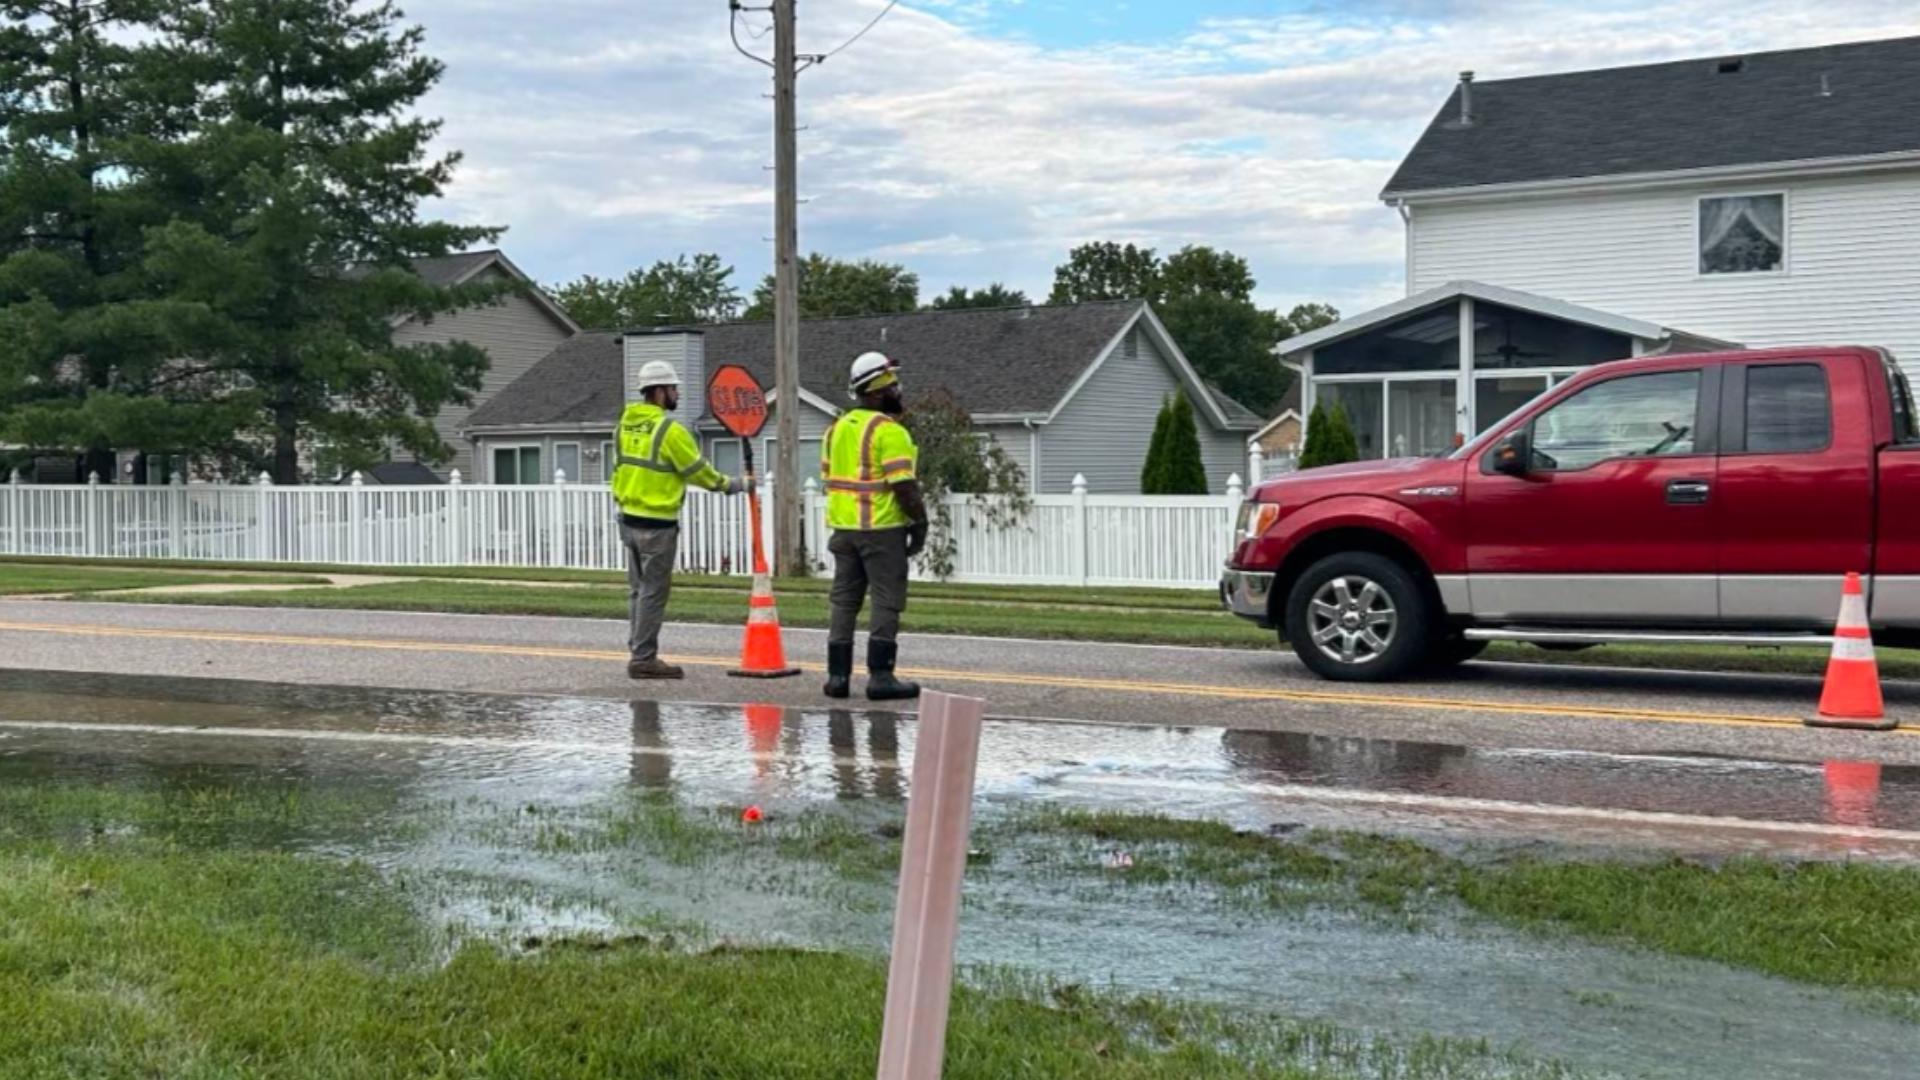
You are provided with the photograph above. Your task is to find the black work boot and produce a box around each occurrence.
[865,639,921,701]
[823,642,854,699]
[627,657,685,680]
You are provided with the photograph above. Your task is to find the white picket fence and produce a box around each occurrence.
[0,471,1248,590]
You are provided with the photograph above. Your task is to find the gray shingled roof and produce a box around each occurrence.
[1385,35,1920,196]
[469,301,1259,431]
[409,250,504,286]
[466,330,628,428]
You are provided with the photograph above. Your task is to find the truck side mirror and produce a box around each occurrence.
[1491,429,1532,476]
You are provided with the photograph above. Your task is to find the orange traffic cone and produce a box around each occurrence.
[730,572,803,679]
[1806,572,1894,731]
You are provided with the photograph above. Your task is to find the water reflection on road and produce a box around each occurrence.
[5,670,1920,1080]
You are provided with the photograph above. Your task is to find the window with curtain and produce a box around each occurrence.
[1700,194,1784,274]
[554,443,581,483]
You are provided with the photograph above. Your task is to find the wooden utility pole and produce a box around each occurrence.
[771,0,803,576]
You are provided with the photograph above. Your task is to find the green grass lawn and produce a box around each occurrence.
[1033,810,1920,997]
[4,781,1915,1079]
[0,785,1597,1080]
[102,578,1267,647]
[0,563,324,596]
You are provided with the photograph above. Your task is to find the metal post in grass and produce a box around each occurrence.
[876,691,985,1080]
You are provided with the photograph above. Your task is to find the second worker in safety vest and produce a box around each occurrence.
[611,360,748,680]
[823,351,930,701]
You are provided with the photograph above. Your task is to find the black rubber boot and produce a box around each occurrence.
[865,639,921,701]
[823,642,854,699]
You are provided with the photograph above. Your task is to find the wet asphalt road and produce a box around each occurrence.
[2,598,1917,766]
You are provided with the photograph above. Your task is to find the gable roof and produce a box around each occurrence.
[1275,280,1737,359]
[409,251,507,287]
[385,249,580,334]
[1246,380,1303,446]
[1385,35,1920,198]
[467,302,1263,433]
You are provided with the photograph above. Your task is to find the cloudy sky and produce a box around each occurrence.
[406,1,1920,316]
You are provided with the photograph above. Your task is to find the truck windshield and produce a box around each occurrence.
[1883,350,1918,444]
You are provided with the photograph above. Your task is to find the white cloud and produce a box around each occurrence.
[406,0,1920,311]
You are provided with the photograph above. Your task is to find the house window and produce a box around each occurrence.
[765,438,825,480]
[491,445,543,485]
[710,438,744,479]
[1315,382,1384,459]
[1699,194,1784,274]
[554,443,581,483]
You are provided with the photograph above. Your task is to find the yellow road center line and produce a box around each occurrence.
[0,618,1902,736]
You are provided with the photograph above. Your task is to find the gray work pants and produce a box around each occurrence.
[828,527,910,646]
[622,522,680,662]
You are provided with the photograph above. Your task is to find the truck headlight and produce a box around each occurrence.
[1240,501,1280,540]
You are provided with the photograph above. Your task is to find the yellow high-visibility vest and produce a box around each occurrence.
[609,402,733,521]
[824,408,918,531]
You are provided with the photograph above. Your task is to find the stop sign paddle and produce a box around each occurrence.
[707,365,770,439]
[707,364,773,574]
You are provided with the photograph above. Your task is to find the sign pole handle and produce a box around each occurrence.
[743,439,768,576]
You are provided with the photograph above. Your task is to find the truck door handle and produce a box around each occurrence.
[1666,479,1711,505]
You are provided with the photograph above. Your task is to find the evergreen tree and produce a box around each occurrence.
[140,0,503,482]
[0,0,215,480]
[1299,402,1360,469]
[1162,389,1209,494]
[1140,395,1173,493]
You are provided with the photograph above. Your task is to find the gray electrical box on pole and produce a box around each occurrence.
[770,0,802,576]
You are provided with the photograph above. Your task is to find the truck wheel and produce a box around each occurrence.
[1283,552,1433,682]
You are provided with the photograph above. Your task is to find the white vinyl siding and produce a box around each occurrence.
[1041,326,1247,494]
[393,264,574,482]
[973,424,1035,489]
[1408,170,1920,370]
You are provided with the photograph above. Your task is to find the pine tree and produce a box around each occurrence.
[0,0,218,480]
[140,0,504,482]
[1162,389,1209,494]
[1299,402,1360,469]
[1140,395,1173,493]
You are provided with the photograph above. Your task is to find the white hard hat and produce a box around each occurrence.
[848,351,898,394]
[636,360,681,391]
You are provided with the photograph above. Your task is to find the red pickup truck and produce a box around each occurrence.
[1223,346,1920,681]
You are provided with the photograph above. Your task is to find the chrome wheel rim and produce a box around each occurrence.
[1308,575,1397,666]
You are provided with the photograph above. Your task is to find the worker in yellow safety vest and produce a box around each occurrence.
[821,351,930,701]
[611,360,748,680]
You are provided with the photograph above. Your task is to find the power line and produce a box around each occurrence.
[814,0,898,63]
[729,5,774,68]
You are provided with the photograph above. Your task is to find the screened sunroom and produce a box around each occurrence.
[1276,281,1737,459]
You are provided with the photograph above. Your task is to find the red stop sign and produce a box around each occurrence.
[707,365,770,439]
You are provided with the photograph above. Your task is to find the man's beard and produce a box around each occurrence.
[879,395,905,416]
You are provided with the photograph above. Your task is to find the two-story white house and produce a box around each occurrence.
[1280,35,1920,459]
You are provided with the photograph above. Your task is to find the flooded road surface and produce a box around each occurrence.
[4,668,1918,860]
[3,668,1918,1080]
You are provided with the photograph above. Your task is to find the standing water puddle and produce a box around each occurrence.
[1,669,1916,1080]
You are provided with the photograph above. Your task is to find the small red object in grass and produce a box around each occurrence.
[742,805,764,824]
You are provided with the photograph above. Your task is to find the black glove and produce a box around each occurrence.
[905,522,929,558]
